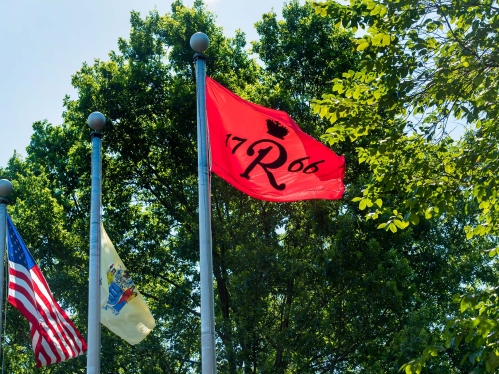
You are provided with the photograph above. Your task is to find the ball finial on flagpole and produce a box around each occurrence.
[0,179,13,198]
[88,111,106,132]
[190,32,210,53]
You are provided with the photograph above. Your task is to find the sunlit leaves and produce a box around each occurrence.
[313,0,499,371]
[312,0,499,240]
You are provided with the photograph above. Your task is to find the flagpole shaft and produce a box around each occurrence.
[87,113,105,374]
[0,180,13,348]
[194,52,217,373]
[0,201,7,343]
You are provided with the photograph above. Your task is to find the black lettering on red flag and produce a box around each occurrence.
[240,139,287,191]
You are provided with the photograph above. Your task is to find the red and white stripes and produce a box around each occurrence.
[8,261,86,367]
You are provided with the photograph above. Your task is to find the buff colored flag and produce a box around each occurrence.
[100,225,155,345]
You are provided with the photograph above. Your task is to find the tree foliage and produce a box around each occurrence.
[312,0,499,372]
[0,0,495,372]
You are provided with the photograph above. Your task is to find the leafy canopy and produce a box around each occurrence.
[0,0,496,372]
[312,0,499,372]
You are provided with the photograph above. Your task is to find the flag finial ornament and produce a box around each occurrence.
[0,179,13,197]
[88,111,106,132]
[190,32,210,53]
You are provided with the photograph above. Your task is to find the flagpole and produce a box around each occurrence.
[191,32,217,374]
[0,179,13,347]
[87,112,106,374]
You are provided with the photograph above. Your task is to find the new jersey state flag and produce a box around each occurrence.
[206,77,345,202]
[100,225,155,345]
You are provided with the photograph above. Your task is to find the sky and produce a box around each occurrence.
[0,0,303,168]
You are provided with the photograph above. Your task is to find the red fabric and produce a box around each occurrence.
[206,77,345,202]
[7,215,87,368]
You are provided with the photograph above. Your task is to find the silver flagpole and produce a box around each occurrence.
[0,179,13,349]
[86,112,106,374]
[191,32,217,374]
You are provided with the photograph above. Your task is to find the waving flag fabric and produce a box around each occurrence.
[6,215,87,368]
[100,225,155,345]
[206,77,346,202]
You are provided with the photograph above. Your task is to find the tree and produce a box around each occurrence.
[311,0,499,372]
[3,1,247,371]
[0,0,493,372]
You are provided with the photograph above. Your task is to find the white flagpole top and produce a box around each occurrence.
[88,112,106,131]
[190,32,210,53]
[0,179,13,197]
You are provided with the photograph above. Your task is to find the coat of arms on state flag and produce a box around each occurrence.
[206,77,345,202]
[100,225,155,345]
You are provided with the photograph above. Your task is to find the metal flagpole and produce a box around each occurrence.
[191,32,217,374]
[0,179,13,351]
[86,112,106,374]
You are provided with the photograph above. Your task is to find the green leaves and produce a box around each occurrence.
[312,0,499,240]
[312,0,499,371]
[399,346,439,374]
[376,215,409,233]
[3,0,497,372]
[357,41,370,51]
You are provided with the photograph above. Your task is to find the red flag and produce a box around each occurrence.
[6,215,87,368]
[206,77,345,202]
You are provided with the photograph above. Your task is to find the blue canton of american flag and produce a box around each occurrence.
[6,214,87,367]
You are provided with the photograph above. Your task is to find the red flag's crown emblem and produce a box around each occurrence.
[266,119,289,139]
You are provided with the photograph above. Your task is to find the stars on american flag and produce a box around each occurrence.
[7,219,30,268]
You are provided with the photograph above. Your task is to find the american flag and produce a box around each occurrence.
[6,214,87,367]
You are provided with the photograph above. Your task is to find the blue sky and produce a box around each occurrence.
[0,0,302,168]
